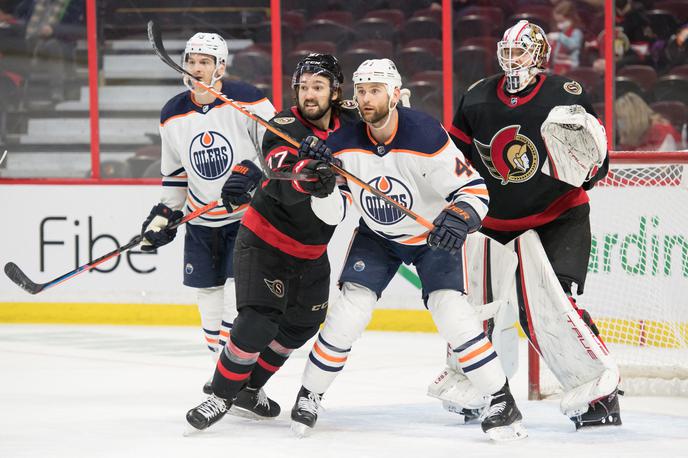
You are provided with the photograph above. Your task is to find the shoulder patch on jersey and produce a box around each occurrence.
[563,81,582,95]
[341,99,357,109]
[273,116,295,125]
[467,78,486,92]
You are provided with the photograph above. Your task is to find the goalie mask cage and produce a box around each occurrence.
[529,152,688,399]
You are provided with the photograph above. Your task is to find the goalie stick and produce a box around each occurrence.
[4,200,220,295]
[147,21,433,230]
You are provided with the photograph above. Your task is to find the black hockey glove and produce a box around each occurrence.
[140,203,183,252]
[298,135,341,167]
[427,202,481,256]
[221,160,263,210]
[296,159,336,198]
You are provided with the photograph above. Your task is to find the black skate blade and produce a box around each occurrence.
[228,405,277,421]
[485,421,528,442]
[574,414,622,430]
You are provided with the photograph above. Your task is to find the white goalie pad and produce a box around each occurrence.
[540,104,607,187]
[516,230,619,416]
[428,233,521,411]
[464,232,519,379]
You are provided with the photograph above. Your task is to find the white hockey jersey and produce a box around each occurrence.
[328,106,489,245]
[158,80,275,227]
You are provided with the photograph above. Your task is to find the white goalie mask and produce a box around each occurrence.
[182,32,229,91]
[497,20,550,93]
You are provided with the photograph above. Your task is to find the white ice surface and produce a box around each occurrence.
[1,325,687,458]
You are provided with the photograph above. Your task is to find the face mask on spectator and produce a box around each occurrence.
[557,20,572,31]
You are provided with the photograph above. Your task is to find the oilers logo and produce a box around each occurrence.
[189,131,233,180]
[360,176,413,225]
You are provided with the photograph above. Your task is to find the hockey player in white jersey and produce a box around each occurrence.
[139,32,278,417]
[290,58,526,441]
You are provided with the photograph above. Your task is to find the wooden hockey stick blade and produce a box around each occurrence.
[147,21,311,182]
[148,21,431,228]
[3,200,220,295]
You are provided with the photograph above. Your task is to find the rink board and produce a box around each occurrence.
[0,184,686,345]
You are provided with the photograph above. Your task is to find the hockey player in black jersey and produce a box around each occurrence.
[441,20,621,430]
[185,53,358,432]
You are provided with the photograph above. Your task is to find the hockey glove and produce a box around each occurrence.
[221,160,263,210]
[140,203,183,252]
[427,202,481,256]
[296,159,336,198]
[298,135,341,167]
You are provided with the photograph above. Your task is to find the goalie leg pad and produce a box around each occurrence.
[301,282,376,394]
[428,289,506,396]
[515,230,619,402]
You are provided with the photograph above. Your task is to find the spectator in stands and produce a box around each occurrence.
[13,0,85,101]
[591,28,643,74]
[657,23,688,73]
[615,0,654,57]
[615,92,681,151]
[548,1,584,74]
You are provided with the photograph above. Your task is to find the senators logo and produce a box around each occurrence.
[474,125,539,185]
[189,131,233,180]
[360,175,413,225]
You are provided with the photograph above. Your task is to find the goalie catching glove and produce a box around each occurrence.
[427,202,481,255]
[140,203,183,251]
[221,159,263,210]
[540,104,607,187]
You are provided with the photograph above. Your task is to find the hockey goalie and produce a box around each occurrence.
[436,19,622,431]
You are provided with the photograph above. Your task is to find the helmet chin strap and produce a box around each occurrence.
[183,64,223,95]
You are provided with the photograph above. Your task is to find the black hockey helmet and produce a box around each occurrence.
[291,53,344,89]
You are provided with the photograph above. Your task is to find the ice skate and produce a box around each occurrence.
[229,386,281,420]
[571,389,622,430]
[185,394,230,432]
[480,383,527,441]
[202,378,213,395]
[290,386,322,438]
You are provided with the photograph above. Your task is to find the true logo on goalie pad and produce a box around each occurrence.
[474,125,539,185]
[264,278,285,298]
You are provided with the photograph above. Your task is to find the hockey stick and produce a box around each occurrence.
[0,150,7,167]
[147,21,433,230]
[4,200,220,295]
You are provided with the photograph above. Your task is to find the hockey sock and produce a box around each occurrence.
[302,334,351,394]
[248,339,295,388]
[453,332,505,395]
[197,286,224,353]
[212,336,259,401]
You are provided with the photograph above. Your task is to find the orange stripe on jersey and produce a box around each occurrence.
[313,342,348,363]
[458,341,493,363]
[161,110,199,126]
[186,196,229,216]
[389,139,451,157]
[365,116,398,146]
[399,231,430,245]
[235,97,271,106]
[461,188,489,196]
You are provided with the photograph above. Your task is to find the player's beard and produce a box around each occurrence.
[299,97,330,122]
[360,104,389,125]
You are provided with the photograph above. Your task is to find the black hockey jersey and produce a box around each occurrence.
[241,104,358,259]
[449,74,609,232]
